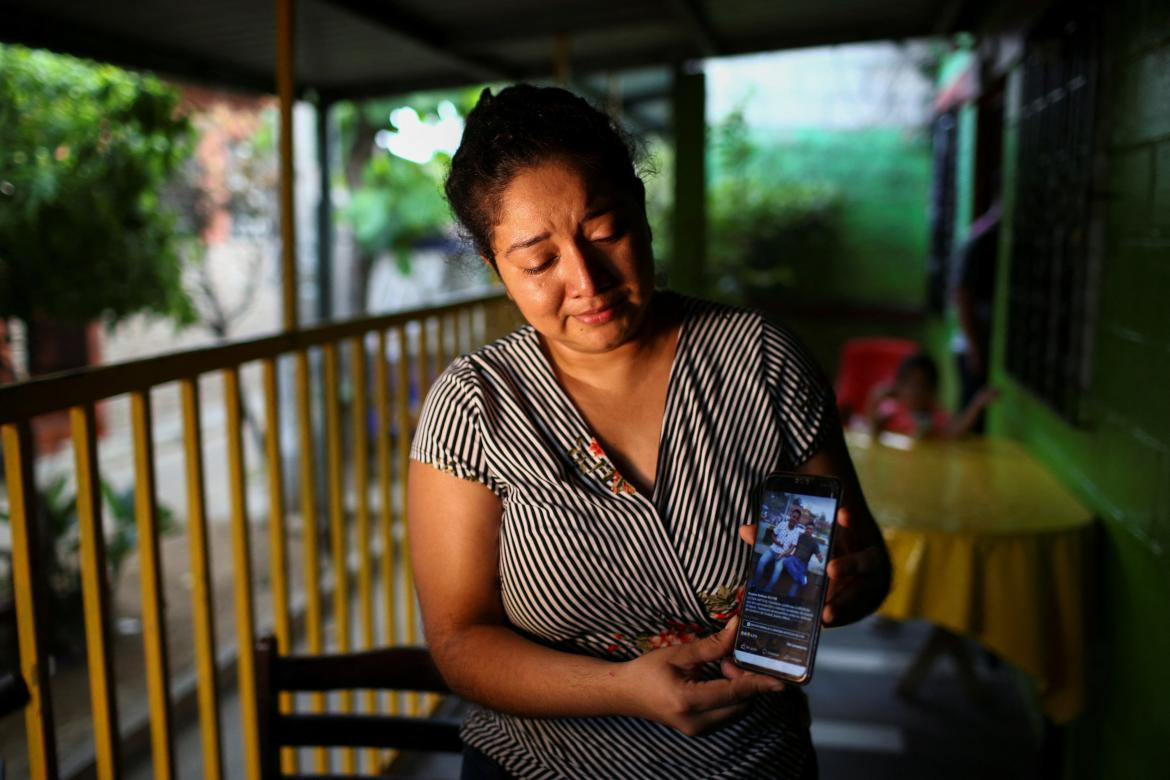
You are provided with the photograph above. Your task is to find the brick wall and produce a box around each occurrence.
[992,0,1170,775]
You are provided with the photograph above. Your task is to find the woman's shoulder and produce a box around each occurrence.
[433,323,537,394]
[667,290,808,361]
[668,290,766,326]
[665,291,776,350]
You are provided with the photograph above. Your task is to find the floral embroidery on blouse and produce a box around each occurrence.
[567,434,637,494]
[699,583,746,622]
[635,619,704,652]
[623,584,747,654]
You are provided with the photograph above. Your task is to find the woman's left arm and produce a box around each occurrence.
[798,422,892,627]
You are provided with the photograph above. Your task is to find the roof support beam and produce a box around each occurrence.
[666,0,723,57]
[932,0,968,35]
[318,0,516,83]
[278,0,299,333]
[0,7,277,94]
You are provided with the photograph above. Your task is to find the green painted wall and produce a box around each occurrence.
[741,127,933,380]
[988,2,1170,774]
[749,127,932,310]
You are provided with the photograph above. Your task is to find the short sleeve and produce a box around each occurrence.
[760,319,835,469]
[410,361,507,498]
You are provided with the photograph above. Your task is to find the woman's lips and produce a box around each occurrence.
[573,305,617,325]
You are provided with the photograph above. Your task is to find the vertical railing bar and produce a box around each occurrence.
[350,335,379,775]
[130,390,176,780]
[375,330,398,719]
[71,404,123,780]
[224,367,261,780]
[178,379,224,780]
[261,358,297,776]
[435,314,447,378]
[461,307,472,355]
[322,342,355,773]
[294,348,328,773]
[2,422,59,780]
[395,326,416,714]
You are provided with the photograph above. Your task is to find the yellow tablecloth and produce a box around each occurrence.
[846,431,1092,723]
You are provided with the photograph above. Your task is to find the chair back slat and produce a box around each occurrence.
[277,714,462,752]
[254,635,462,780]
[274,646,450,693]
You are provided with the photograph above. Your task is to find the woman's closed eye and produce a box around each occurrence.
[587,218,628,243]
[522,255,557,275]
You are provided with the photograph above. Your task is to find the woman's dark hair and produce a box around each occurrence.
[896,352,940,389]
[444,84,645,265]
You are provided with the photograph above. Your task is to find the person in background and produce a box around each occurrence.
[866,352,998,439]
[951,202,1001,433]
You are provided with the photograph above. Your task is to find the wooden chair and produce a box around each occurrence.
[255,635,462,779]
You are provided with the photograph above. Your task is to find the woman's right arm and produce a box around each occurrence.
[408,461,783,735]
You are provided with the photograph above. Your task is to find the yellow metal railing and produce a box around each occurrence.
[0,291,518,779]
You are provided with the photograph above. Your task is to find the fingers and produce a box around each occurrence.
[738,524,757,546]
[822,571,872,626]
[679,702,751,737]
[679,616,739,664]
[685,670,784,713]
[835,506,852,528]
[827,547,884,580]
[720,657,786,690]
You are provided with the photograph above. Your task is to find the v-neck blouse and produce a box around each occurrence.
[411,292,830,779]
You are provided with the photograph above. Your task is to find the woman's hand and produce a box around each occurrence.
[739,507,890,627]
[821,507,890,625]
[616,616,784,736]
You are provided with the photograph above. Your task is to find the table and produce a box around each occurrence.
[845,431,1092,724]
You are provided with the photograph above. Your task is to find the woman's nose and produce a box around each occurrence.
[562,240,613,297]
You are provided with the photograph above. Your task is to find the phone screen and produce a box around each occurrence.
[733,473,840,684]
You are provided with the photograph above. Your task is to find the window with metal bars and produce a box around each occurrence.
[1005,1,1103,423]
[926,109,959,313]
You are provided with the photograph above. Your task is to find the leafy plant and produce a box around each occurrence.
[706,108,843,306]
[0,43,198,326]
[334,89,483,311]
[0,475,178,663]
[342,152,452,273]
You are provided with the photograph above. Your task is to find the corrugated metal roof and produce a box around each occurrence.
[0,0,966,99]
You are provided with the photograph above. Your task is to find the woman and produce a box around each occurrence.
[409,84,890,779]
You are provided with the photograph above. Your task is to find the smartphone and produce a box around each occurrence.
[733,471,841,685]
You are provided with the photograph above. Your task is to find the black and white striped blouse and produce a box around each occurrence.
[412,292,830,779]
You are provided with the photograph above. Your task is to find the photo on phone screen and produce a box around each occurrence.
[733,473,840,684]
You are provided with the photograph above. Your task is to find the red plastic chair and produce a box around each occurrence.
[834,338,920,424]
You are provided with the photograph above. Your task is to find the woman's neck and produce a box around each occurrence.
[543,294,680,394]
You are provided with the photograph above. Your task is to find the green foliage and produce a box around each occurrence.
[0,44,198,325]
[707,109,843,306]
[0,475,178,599]
[343,153,451,273]
[335,88,484,272]
[642,137,675,271]
[0,473,176,663]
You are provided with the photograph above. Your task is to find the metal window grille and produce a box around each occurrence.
[927,110,959,313]
[1005,1,1103,422]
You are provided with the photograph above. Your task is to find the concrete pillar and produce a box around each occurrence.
[671,66,706,294]
[315,99,333,323]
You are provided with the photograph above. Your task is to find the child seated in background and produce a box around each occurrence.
[866,352,999,439]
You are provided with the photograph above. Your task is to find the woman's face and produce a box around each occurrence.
[487,158,655,356]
